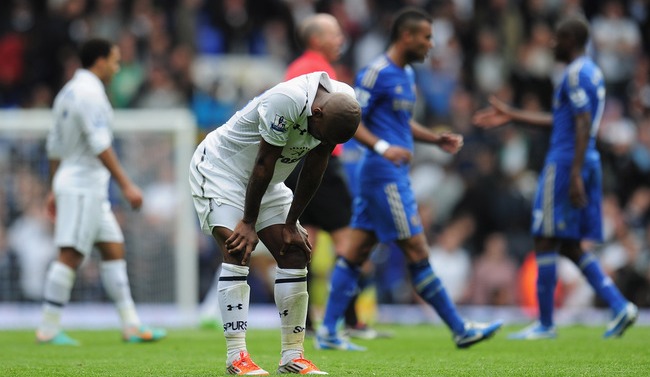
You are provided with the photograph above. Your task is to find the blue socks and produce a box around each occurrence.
[408,260,465,335]
[322,257,361,335]
[578,253,627,313]
[536,251,558,327]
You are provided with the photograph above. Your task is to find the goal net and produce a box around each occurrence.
[0,109,198,314]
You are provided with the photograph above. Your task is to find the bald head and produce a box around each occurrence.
[297,13,344,62]
[309,92,361,145]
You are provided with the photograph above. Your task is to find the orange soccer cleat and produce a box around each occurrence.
[227,351,270,375]
[277,354,328,375]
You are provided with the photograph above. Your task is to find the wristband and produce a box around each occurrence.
[373,139,390,155]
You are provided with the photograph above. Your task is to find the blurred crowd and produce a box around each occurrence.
[1,0,650,311]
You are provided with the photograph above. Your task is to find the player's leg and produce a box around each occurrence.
[509,236,560,340]
[37,191,99,345]
[96,199,165,343]
[569,163,637,337]
[560,240,638,338]
[37,247,84,345]
[210,224,266,375]
[314,228,373,351]
[398,233,501,348]
[258,223,325,374]
[510,163,562,340]
[96,241,166,343]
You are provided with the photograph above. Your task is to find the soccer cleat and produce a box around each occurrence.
[344,323,394,340]
[454,320,503,348]
[122,325,167,343]
[508,322,557,340]
[314,330,366,351]
[278,354,328,375]
[604,302,638,338]
[226,351,269,375]
[36,331,81,346]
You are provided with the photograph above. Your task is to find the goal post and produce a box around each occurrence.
[0,109,198,313]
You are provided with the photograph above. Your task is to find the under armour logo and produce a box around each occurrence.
[292,124,307,135]
[227,304,243,311]
[279,309,289,317]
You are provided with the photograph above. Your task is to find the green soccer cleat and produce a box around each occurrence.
[123,325,167,343]
[36,331,81,346]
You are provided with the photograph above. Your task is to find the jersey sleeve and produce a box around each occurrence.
[46,116,63,159]
[77,97,113,155]
[567,68,593,115]
[354,68,385,120]
[257,91,299,147]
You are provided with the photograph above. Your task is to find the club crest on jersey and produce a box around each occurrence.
[271,114,289,133]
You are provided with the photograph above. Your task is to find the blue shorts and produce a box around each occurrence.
[531,160,603,242]
[350,179,423,243]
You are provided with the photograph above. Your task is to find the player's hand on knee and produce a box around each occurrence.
[226,221,259,265]
[281,224,312,262]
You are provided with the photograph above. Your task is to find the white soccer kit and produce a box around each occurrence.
[190,71,356,234]
[47,69,123,254]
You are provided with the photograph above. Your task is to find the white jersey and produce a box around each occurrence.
[192,71,355,210]
[47,69,113,196]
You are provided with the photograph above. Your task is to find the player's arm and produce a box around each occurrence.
[45,160,60,219]
[473,96,553,129]
[97,147,142,210]
[354,121,412,165]
[410,119,463,154]
[226,139,283,265]
[284,142,335,259]
[569,111,591,208]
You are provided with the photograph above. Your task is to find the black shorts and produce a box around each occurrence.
[284,156,352,232]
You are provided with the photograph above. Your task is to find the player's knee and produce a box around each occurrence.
[276,246,310,269]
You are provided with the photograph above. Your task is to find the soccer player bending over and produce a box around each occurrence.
[38,38,166,345]
[316,7,502,352]
[474,16,638,339]
[190,72,360,375]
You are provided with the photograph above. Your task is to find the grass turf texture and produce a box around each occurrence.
[2,325,648,376]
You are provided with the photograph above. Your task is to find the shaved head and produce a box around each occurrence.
[309,92,361,145]
[322,93,361,143]
[297,13,344,62]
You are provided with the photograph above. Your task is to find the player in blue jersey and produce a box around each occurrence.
[474,16,638,340]
[315,7,503,352]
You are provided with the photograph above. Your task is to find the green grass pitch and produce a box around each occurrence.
[2,325,648,376]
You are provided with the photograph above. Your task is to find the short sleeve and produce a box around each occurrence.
[78,97,113,155]
[257,92,300,147]
[567,69,592,115]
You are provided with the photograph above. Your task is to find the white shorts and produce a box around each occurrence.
[189,144,293,235]
[54,191,124,255]
[192,196,290,235]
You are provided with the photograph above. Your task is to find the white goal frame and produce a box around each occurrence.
[0,109,198,313]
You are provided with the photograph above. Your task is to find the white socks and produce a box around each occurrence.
[38,261,75,338]
[218,263,250,364]
[100,259,141,330]
[275,267,308,365]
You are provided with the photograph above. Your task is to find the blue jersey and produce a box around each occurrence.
[531,56,606,242]
[547,56,605,164]
[354,55,417,183]
[350,55,423,242]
